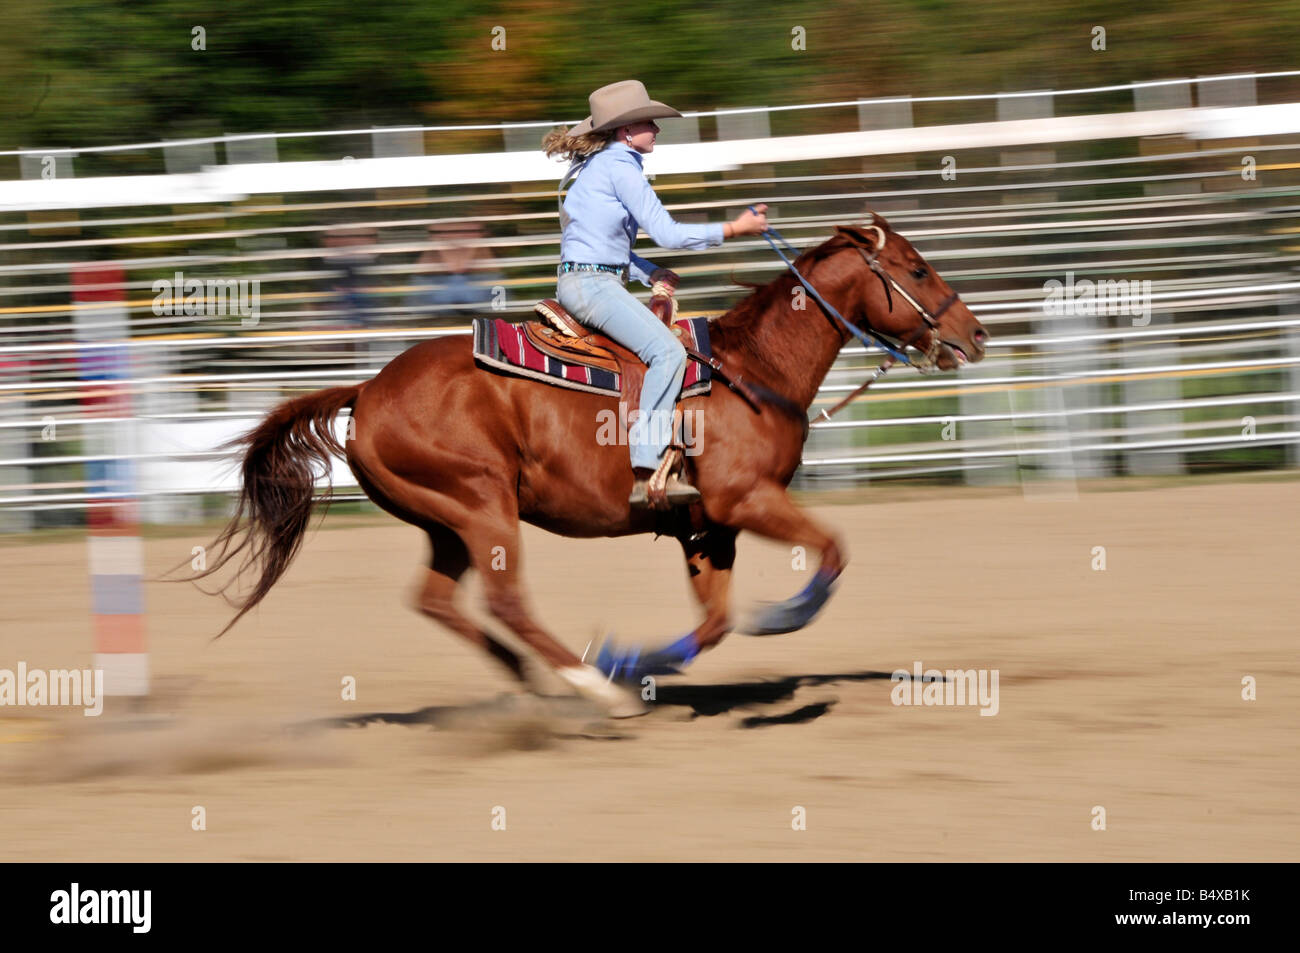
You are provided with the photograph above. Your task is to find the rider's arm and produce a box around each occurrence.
[610,152,725,253]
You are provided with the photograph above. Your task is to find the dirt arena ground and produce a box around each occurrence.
[1,475,1296,862]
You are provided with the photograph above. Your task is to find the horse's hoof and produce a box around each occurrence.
[595,633,697,682]
[556,665,649,718]
[744,570,837,635]
[594,640,646,682]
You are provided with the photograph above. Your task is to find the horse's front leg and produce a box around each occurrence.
[595,527,737,681]
[681,527,738,650]
[708,480,846,635]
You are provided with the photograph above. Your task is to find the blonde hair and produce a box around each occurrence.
[541,125,616,161]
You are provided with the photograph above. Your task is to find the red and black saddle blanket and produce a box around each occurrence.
[472,316,713,398]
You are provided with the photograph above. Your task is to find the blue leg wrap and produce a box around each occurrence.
[747,569,838,635]
[595,632,699,682]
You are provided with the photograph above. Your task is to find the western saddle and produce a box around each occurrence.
[528,297,664,379]
[523,291,768,510]
[528,291,707,510]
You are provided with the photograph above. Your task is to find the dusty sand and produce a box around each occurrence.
[1,477,1296,861]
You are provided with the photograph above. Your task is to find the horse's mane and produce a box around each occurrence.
[696,232,857,387]
[714,233,855,332]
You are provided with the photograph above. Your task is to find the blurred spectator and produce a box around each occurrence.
[324,226,379,328]
[318,225,382,371]
[407,222,503,320]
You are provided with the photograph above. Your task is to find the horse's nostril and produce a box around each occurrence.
[973,328,988,344]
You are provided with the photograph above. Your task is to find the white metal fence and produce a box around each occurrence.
[2,71,1299,526]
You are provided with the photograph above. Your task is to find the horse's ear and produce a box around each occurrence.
[835,221,887,250]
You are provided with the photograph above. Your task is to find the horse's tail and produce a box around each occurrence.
[195,384,363,637]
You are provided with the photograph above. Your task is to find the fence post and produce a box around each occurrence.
[858,97,916,215]
[1287,288,1300,468]
[139,345,202,524]
[1122,321,1184,475]
[961,346,1017,486]
[1050,295,1105,481]
[224,135,278,165]
[0,359,34,532]
[1134,80,1197,198]
[997,91,1056,206]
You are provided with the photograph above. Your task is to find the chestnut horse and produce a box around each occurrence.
[198,213,987,716]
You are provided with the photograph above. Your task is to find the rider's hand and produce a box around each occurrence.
[649,268,680,291]
[726,204,769,238]
[649,268,679,323]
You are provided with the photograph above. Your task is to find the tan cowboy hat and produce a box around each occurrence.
[568,80,682,137]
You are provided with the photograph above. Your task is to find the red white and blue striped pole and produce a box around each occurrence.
[73,265,148,698]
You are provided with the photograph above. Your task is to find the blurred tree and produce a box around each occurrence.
[1,0,1298,160]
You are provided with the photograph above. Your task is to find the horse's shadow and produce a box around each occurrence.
[322,670,896,735]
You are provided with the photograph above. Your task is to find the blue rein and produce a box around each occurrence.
[748,208,916,368]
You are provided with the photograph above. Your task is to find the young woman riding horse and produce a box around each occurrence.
[195,91,989,716]
[542,80,770,507]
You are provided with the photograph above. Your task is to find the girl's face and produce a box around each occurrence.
[620,121,660,154]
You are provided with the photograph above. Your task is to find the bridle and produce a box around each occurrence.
[751,211,963,421]
[843,224,961,368]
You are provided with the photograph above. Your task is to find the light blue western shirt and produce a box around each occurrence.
[559,142,725,287]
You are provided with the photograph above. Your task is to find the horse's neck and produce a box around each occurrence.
[712,272,849,410]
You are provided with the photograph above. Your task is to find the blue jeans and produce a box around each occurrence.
[557,270,686,470]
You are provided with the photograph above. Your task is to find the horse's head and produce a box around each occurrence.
[829,213,987,371]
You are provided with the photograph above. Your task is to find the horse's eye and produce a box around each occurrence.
[911,267,927,280]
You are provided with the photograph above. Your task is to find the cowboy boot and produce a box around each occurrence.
[628,467,701,509]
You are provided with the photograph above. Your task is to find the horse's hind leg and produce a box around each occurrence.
[461,504,647,717]
[416,524,529,684]
[349,447,532,687]
[349,439,644,717]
